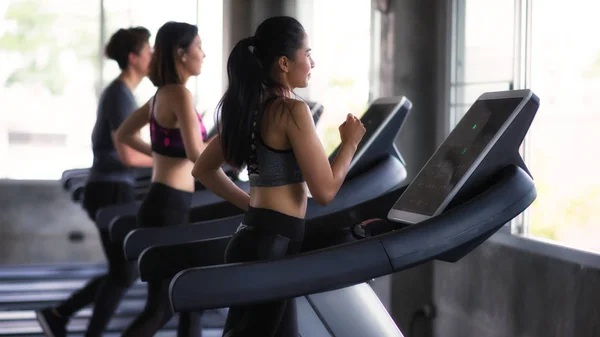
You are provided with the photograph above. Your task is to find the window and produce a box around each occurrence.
[450,0,516,129]
[0,0,223,179]
[0,0,100,179]
[195,0,223,132]
[526,0,600,253]
[450,0,600,254]
[295,0,372,155]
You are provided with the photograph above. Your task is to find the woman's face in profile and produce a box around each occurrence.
[181,35,206,76]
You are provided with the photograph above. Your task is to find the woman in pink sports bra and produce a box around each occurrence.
[116,21,207,337]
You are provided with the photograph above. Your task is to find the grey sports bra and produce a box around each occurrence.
[247,97,305,187]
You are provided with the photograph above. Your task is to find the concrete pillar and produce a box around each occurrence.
[378,1,453,336]
[380,0,452,179]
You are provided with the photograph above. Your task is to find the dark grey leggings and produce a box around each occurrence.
[222,207,305,337]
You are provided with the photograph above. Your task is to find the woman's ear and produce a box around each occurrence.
[178,48,186,63]
[278,56,290,73]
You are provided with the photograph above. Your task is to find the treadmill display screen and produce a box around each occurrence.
[328,102,400,159]
[392,97,523,216]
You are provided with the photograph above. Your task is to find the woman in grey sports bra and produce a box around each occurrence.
[193,16,365,337]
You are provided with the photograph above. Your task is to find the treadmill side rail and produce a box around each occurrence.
[125,215,242,261]
[380,165,536,271]
[168,165,535,312]
[138,236,231,282]
[169,239,393,312]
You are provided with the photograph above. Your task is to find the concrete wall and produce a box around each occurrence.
[432,237,600,337]
[0,180,103,265]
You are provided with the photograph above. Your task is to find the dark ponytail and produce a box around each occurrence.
[217,16,306,169]
[217,37,266,169]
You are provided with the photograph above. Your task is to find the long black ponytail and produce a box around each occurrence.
[217,16,306,169]
[217,37,265,169]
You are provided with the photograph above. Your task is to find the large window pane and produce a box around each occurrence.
[196,0,223,132]
[451,0,515,127]
[0,0,100,179]
[526,0,600,253]
[295,0,372,155]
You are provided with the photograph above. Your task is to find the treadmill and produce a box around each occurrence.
[62,101,325,202]
[165,89,540,336]
[121,95,413,261]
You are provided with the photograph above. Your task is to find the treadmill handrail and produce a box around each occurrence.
[379,165,536,267]
[169,165,535,312]
[138,236,231,281]
[108,180,247,242]
[109,214,137,242]
[96,202,141,231]
[124,215,242,260]
[124,155,406,260]
[171,238,393,311]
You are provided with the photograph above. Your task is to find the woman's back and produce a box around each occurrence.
[149,84,207,192]
[249,97,309,218]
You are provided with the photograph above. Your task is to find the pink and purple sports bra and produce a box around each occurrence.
[149,91,208,159]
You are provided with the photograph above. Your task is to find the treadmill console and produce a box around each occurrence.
[388,90,536,224]
[329,96,411,174]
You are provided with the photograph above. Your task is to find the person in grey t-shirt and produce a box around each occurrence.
[36,27,153,337]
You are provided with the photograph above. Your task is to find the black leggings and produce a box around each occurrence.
[121,182,201,337]
[55,181,138,337]
[223,207,305,337]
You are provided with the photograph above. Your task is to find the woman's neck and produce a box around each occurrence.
[267,86,293,99]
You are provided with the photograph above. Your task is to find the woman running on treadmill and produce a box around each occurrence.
[192,16,366,337]
[35,26,153,337]
[117,21,208,337]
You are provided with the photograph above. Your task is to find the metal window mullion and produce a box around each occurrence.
[449,0,466,130]
[98,0,105,99]
[510,0,533,236]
